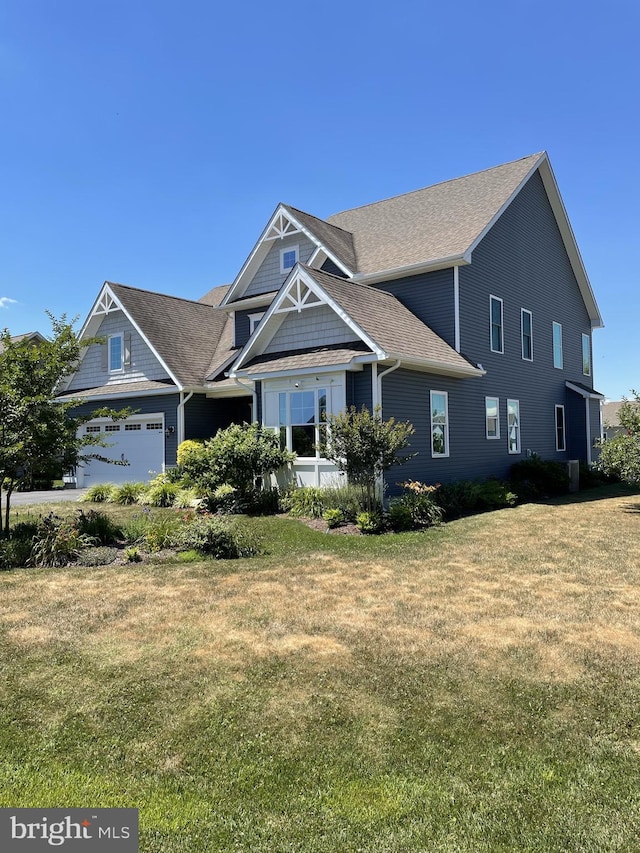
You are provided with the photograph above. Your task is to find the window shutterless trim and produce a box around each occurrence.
[108,333,124,372]
[279,244,299,274]
[490,295,504,354]
[521,308,533,361]
[430,390,449,458]
[555,404,566,451]
[582,333,591,376]
[507,398,521,454]
[485,396,500,439]
[552,321,563,369]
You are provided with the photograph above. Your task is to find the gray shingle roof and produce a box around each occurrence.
[282,205,357,272]
[60,379,177,400]
[301,266,479,374]
[107,283,228,387]
[242,342,371,375]
[326,153,544,274]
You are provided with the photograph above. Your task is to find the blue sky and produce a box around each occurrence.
[0,0,638,400]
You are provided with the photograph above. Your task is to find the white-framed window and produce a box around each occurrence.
[490,295,504,354]
[278,387,327,458]
[485,396,500,439]
[146,422,163,430]
[582,333,591,376]
[521,309,533,361]
[249,312,264,335]
[507,399,521,454]
[86,425,101,434]
[108,334,123,372]
[430,390,449,457]
[104,424,120,433]
[125,423,141,431]
[552,322,563,369]
[280,244,299,274]
[555,405,566,451]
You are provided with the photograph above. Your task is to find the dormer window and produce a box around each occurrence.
[108,334,123,372]
[280,245,299,274]
[249,312,264,335]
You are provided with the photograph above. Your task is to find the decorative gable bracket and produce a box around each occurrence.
[93,288,123,316]
[264,211,301,241]
[276,272,323,314]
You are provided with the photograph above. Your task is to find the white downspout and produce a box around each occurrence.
[233,377,258,422]
[453,266,461,352]
[375,359,402,502]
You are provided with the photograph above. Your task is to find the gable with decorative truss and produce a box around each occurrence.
[221,204,354,306]
[230,267,379,375]
[58,282,175,394]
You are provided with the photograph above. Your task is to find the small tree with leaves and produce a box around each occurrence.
[0,316,131,537]
[320,405,416,510]
[597,391,640,484]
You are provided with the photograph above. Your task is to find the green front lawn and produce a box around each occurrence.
[1,486,640,851]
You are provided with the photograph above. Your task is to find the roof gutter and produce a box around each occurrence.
[353,253,471,286]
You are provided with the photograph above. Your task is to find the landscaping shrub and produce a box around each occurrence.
[209,484,243,514]
[120,513,152,545]
[437,479,517,518]
[393,481,444,529]
[318,483,366,521]
[510,454,570,500]
[244,486,282,516]
[356,510,384,534]
[173,487,202,509]
[387,499,414,532]
[323,508,344,529]
[82,483,116,503]
[139,475,180,508]
[285,486,325,518]
[177,423,294,497]
[111,482,147,505]
[140,514,183,552]
[29,514,94,567]
[172,515,262,559]
[75,509,122,544]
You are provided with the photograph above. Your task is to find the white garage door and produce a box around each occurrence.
[77,415,166,486]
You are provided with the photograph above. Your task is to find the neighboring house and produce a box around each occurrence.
[0,331,47,353]
[602,400,639,440]
[58,152,604,492]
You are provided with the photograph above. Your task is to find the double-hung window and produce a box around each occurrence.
[280,245,299,274]
[507,399,521,454]
[552,322,563,369]
[485,396,500,439]
[278,387,327,458]
[582,333,591,376]
[430,391,449,457]
[555,405,566,451]
[490,296,504,354]
[521,309,533,361]
[108,334,123,372]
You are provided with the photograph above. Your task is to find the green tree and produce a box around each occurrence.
[177,422,295,495]
[598,391,640,484]
[0,317,131,537]
[320,405,416,510]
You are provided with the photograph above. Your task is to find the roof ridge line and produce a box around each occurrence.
[107,281,223,308]
[327,152,546,218]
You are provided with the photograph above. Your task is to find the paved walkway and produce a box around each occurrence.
[10,489,89,506]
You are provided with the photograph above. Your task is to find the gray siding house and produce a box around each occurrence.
[59,152,603,491]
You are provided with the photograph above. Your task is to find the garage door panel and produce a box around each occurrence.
[78,417,165,485]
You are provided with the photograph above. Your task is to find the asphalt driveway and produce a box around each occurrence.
[10,489,90,506]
